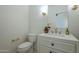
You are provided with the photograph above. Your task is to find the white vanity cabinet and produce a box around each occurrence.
[37,34,79,53]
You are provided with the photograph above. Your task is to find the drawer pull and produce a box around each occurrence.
[51,43,54,46]
[49,51,53,53]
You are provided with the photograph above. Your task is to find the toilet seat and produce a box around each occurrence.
[17,42,33,52]
[18,42,32,49]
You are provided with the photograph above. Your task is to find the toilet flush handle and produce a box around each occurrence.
[11,40,16,42]
[11,38,20,42]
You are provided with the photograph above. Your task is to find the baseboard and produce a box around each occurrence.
[0,50,10,53]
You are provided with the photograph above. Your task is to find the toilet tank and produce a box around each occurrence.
[28,34,37,43]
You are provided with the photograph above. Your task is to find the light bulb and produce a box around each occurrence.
[40,5,48,16]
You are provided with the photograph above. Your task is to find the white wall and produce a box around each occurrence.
[0,5,29,52]
[29,5,48,34]
[68,6,79,39]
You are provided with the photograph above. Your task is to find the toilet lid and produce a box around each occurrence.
[18,42,32,48]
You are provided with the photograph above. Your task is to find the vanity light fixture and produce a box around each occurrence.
[69,5,78,11]
[40,5,48,16]
[72,5,78,10]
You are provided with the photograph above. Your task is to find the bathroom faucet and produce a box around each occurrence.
[54,27,57,34]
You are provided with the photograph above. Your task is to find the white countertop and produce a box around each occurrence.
[38,33,79,41]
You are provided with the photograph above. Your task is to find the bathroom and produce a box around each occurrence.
[0,5,79,53]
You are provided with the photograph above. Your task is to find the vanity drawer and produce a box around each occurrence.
[38,36,54,42]
[37,45,54,53]
[53,48,65,53]
[54,38,76,45]
[37,37,54,48]
[37,45,65,53]
[53,42,75,53]
[38,36,76,45]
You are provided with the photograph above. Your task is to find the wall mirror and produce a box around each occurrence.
[48,5,68,29]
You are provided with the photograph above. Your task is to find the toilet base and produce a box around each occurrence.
[26,47,33,53]
[17,47,33,53]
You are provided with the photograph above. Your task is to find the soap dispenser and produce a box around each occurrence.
[65,28,70,35]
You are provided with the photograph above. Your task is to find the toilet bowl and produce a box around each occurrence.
[17,34,36,53]
[17,42,33,53]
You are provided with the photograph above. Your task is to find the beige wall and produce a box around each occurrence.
[0,5,29,52]
[29,5,48,34]
[68,6,79,40]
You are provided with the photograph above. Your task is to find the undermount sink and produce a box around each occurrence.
[46,33,68,37]
[39,33,72,40]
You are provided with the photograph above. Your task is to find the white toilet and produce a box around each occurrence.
[17,34,36,53]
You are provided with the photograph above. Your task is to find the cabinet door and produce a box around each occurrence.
[37,45,54,53]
